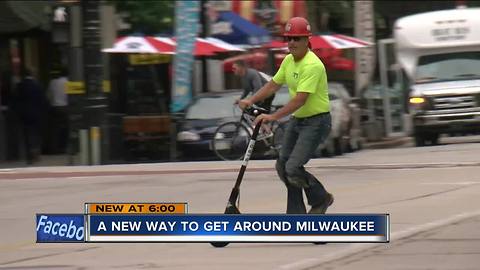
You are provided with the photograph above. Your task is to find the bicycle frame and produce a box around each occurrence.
[240,110,276,142]
[211,105,282,161]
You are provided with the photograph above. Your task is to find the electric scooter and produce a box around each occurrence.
[210,105,268,248]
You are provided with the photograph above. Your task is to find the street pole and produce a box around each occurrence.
[67,4,87,165]
[354,1,375,98]
[82,0,107,165]
[0,86,4,162]
[200,0,208,93]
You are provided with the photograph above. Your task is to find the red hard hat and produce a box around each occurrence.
[283,17,312,37]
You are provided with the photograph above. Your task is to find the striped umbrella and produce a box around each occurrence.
[102,36,175,54]
[266,34,373,50]
[157,37,245,56]
[103,36,244,56]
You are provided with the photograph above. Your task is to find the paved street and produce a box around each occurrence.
[1,135,480,269]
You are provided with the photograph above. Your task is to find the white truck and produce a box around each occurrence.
[394,7,480,146]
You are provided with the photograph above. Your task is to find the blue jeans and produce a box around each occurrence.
[275,113,331,214]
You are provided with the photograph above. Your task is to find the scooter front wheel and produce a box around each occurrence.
[210,241,229,248]
[209,205,240,248]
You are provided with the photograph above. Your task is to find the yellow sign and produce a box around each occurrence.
[86,203,188,214]
[90,127,100,140]
[103,80,111,93]
[128,54,172,65]
[66,81,85,94]
[66,80,111,94]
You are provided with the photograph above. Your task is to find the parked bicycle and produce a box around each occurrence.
[211,105,285,161]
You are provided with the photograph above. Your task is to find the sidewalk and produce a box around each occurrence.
[0,136,412,170]
[0,154,71,169]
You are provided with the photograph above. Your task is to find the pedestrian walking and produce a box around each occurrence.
[47,67,69,153]
[13,68,48,164]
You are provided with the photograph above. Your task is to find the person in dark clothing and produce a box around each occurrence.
[233,60,274,113]
[13,69,48,164]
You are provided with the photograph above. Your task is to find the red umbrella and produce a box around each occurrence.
[329,57,355,71]
[161,37,245,56]
[103,36,244,56]
[102,36,175,54]
[265,34,373,50]
[223,52,286,72]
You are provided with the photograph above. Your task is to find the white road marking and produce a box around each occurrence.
[279,210,480,270]
[420,181,479,185]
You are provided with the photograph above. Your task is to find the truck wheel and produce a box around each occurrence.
[429,134,439,145]
[414,134,426,147]
[324,140,336,157]
[334,138,344,156]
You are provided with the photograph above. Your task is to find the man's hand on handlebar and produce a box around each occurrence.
[238,99,253,110]
[238,100,275,125]
[254,113,277,126]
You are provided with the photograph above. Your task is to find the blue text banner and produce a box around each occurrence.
[86,214,389,243]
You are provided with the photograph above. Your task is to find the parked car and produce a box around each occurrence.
[176,82,360,160]
[271,82,360,157]
[176,91,243,160]
[176,86,288,161]
[318,82,362,156]
[317,83,350,156]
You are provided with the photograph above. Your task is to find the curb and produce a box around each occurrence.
[1,137,413,170]
[363,136,412,149]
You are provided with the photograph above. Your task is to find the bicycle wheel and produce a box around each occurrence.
[212,122,251,161]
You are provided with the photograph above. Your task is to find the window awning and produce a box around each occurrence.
[211,11,270,46]
[0,1,51,33]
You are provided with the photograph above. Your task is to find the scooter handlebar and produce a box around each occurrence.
[243,104,269,117]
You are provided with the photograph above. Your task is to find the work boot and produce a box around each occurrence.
[308,193,334,214]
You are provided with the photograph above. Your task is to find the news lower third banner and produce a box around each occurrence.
[36,202,188,243]
[37,212,389,243]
